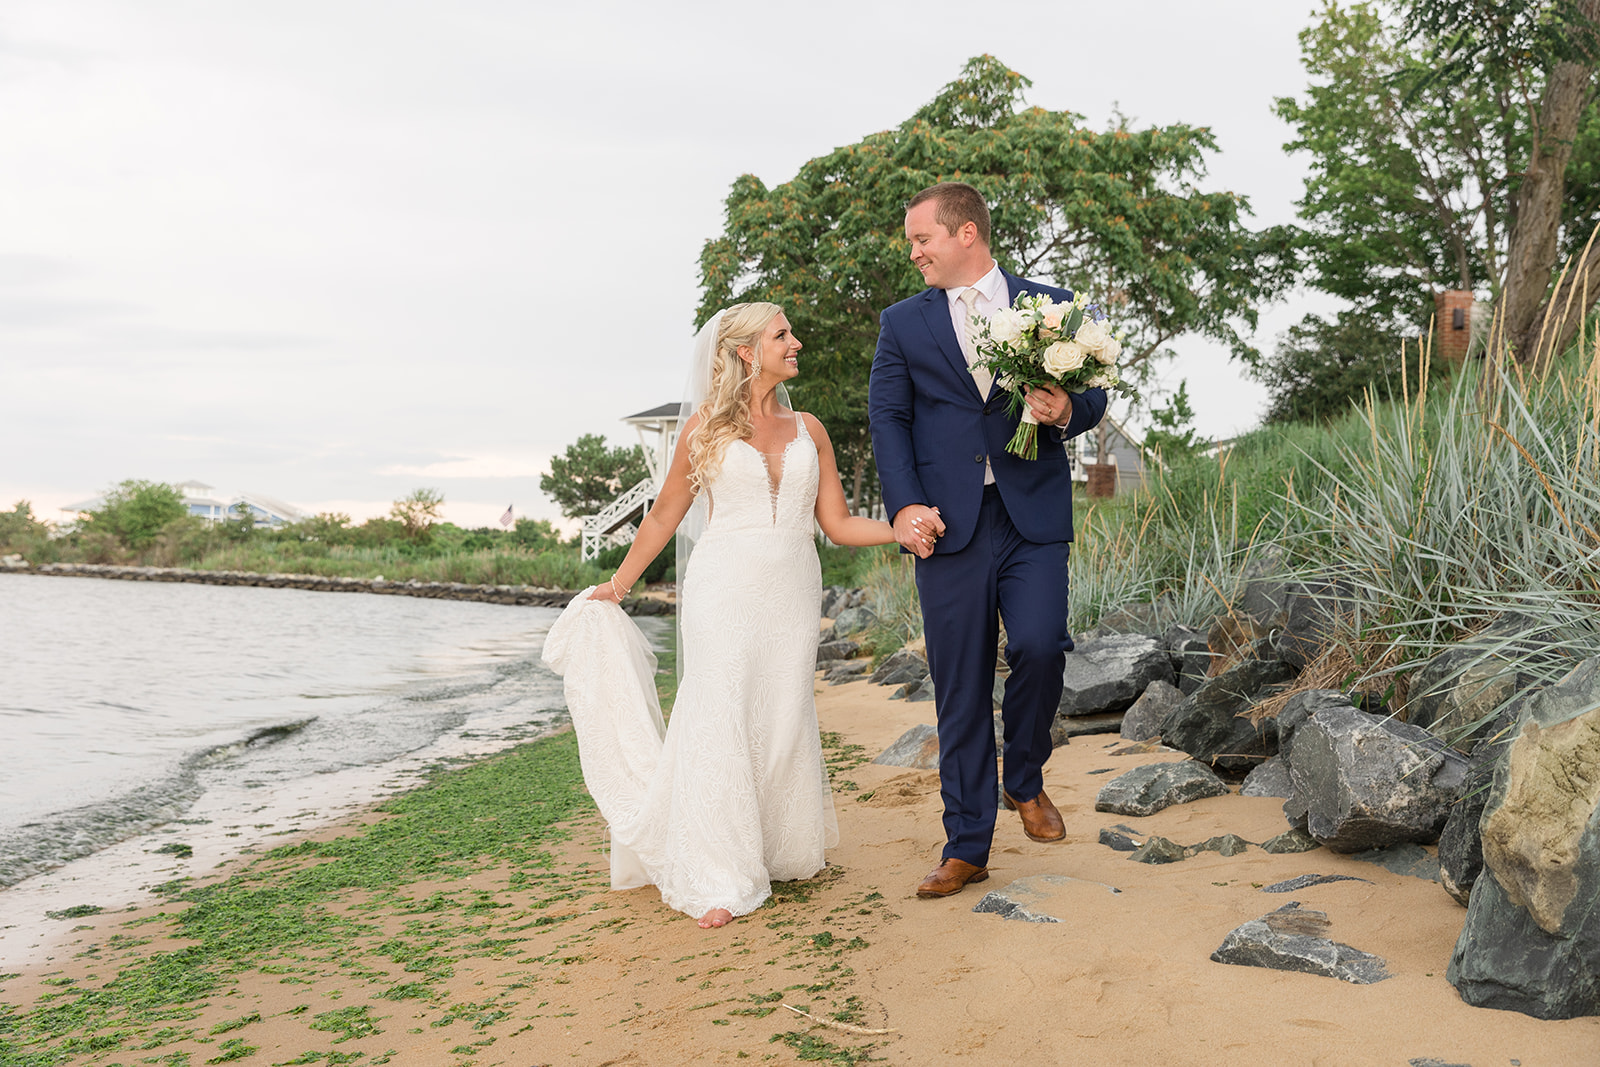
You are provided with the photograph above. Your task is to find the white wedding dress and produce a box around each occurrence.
[542,413,839,919]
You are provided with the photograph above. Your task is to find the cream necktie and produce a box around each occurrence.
[959,287,993,398]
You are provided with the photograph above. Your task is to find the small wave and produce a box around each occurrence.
[0,716,315,888]
[0,767,204,887]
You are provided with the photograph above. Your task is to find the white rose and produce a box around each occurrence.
[1073,319,1111,351]
[1041,340,1088,376]
[985,308,1024,345]
[1095,335,1122,365]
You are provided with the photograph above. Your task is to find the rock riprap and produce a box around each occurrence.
[972,875,1121,923]
[1057,633,1176,720]
[1449,656,1600,1019]
[1283,702,1467,852]
[1095,761,1229,817]
[1211,902,1390,984]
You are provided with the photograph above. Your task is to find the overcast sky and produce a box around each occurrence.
[1,1,1333,529]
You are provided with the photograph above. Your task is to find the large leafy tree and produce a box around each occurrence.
[1403,0,1600,366]
[1274,1,1600,391]
[539,434,649,518]
[698,56,1293,503]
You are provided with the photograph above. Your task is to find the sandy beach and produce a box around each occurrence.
[4,664,1598,1066]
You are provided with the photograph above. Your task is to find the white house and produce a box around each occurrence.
[63,480,307,528]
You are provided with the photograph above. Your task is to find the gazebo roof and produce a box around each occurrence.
[622,402,682,423]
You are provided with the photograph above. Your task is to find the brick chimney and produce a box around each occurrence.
[1434,290,1474,362]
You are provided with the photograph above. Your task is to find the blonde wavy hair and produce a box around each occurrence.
[687,301,785,495]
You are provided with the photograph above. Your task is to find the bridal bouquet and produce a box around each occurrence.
[970,291,1130,460]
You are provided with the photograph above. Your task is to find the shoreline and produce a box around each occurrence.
[4,661,1598,1063]
[0,562,673,614]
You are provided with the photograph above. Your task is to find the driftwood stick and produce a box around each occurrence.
[782,1003,896,1035]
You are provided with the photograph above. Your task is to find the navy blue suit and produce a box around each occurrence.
[869,270,1106,867]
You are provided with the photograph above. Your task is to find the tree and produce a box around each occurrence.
[390,488,444,542]
[0,500,49,554]
[539,434,649,518]
[225,500,257,542]
[507,517,563,553]
[1142,381,1207,460]
[1274,2,1600,382]
[82,479,187,550]
[698,55,1294,489]
[1402,0,1600,365]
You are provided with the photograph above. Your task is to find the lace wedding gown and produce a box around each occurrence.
[542,413,839,919]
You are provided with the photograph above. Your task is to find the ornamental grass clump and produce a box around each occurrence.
[1283,338,1600,733]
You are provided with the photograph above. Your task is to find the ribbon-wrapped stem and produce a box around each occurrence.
[1005,408,1040,460]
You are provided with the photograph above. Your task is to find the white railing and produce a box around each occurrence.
[579,478,655,562]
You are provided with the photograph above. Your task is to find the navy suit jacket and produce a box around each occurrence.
[868,270,1108,554]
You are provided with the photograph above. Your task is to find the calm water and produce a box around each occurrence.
[0,574,640,887]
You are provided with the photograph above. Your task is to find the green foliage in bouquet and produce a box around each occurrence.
[970,292,1134,459]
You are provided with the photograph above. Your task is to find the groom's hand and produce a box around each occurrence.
[1024,383,1074,426]
[893,505,945,559]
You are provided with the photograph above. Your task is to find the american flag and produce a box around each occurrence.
[499,504,514,528]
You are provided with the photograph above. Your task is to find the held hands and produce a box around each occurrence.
[893,505,945,559]
[1024,383,1074,427]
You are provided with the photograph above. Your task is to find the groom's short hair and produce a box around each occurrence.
[907,182,991,246]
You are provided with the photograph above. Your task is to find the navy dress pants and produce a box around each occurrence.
[915,484,1072,869]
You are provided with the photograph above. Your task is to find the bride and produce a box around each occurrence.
[543,302,920,929]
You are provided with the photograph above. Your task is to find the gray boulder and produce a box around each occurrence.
[1211,902,1390,984]
[1158,643,1296,771]
[1275,689,1356,763]
[1120,678,1182,741]
[871,647,927,685]
[1186,833,1250,858]
[872,723,939,769]
[830,605,878,638]
[1049,712,1125,744]
[1449,656,1600,1018]
[1057,634,1176,718]
[815,638,861,665]
[972,874,1122,923]
[819,586,864,619]
[1283,705,1468,853]
[1240,756,1293,799]
[1128,835,1187,864]
[1094,760,1230,817]
[823,661,871,685]
[1162,624,1212,695]
[1408,633,1538,752]
[1437,710,1517,906]
[1260,827,1321,854]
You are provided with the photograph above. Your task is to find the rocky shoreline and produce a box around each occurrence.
[0,560,673,616]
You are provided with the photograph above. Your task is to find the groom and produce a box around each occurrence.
[868,182,1107,899]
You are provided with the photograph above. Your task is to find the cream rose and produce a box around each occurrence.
[985,308,1024,346]
[1095,335,1122,365]
[1073,319,1111,351]
[1042,340,1088,376]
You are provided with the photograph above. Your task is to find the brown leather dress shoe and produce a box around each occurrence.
[1002,788,1066,843]
[916,858,990,899]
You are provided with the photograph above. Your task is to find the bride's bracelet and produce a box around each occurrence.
[610,575,632,600]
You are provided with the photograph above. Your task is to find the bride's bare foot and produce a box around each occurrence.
[697,908,734,929]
